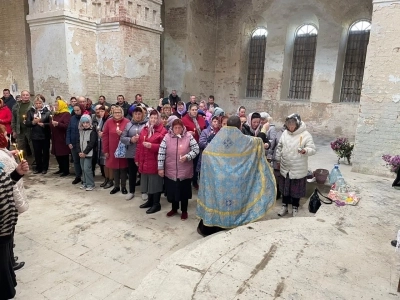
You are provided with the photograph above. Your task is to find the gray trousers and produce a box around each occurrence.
[80,157,94,188]
[71,147,82,178]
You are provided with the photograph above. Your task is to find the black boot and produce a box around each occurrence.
[392,167,400,187]
[100,178,109,188]
[104,180,114,189]
[146,193,161,214]
[140,194,153,209]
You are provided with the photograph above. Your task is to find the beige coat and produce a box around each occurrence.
[275,122,316,179]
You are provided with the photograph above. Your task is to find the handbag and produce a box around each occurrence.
[114,141,127,158]
[308,188,333,213]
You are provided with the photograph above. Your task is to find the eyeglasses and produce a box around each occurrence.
[114,112,122,114]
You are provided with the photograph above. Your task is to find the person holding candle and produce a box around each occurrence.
[11,90,35,161]
[181,103,206,190]
[102,106,130,194]
[50,100,72,177]
[0,159,29,300]
[120,106,147,200]
[275,114,316,217]
[25,96,51,174]
[157,119,199,220]
[135,110,167,213]
[97,106,114,189]
[242,112,271,150]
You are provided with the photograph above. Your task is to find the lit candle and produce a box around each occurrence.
[22,115,26,121]
[116,122,120,131]
[18,150,24,161]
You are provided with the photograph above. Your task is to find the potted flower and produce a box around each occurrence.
[382,154,400,189]
[330,138,354,164]
[382,155,400,172]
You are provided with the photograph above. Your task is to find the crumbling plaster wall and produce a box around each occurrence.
[164,0,372,138]
[352,1,400,176]
[4,0,163,105]
[214,0,372,139]
[0,0,32,95]
[163,0,217,101]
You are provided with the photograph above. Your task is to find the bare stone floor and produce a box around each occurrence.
[13,137,400,299]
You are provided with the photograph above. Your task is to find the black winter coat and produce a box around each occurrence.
[242,124,271,149]
[25,107,51,140]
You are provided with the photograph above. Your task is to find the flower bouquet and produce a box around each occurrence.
[330,138,354,164]
[382,154,400,173]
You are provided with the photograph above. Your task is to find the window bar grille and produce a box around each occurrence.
[246,36,267,98]
[289,35,317,100]
[340,31,370,102]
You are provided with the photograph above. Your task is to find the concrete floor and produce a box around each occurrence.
[12,136,400,299]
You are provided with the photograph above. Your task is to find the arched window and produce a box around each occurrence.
[340,20,371,102]
[246,28,267,98]
[288,24,318,100]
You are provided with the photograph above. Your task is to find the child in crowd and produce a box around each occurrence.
[77,115,98,191]
[275,114,316,217]
[161,113,169,129]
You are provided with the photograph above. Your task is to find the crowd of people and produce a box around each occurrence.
[0,88,317,299]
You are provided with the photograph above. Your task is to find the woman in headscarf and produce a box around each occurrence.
[158,119,199,220]
[135,110,167,213]
[197,116,220,172]
[198,100,212,122]
[242,112,271,147]
[97,106,114,189]
[181,103,206,189]
[50,100,72,176]
[25,95,51,174]
[173,101,187,119]
[102,106,130,195]
[236,106,246,118]
[120,106,147,200]
[275,114,316,217]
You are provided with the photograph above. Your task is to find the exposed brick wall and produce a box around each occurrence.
[163,0,217,102]
[0,0,31,94]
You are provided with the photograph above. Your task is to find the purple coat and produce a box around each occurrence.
[50,112,71,156]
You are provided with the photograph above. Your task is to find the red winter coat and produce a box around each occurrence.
[135,123,167,174]
[0,106,12,134]
[181,114,206,142]
[50,112,71,156]
[102,117,130,169]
